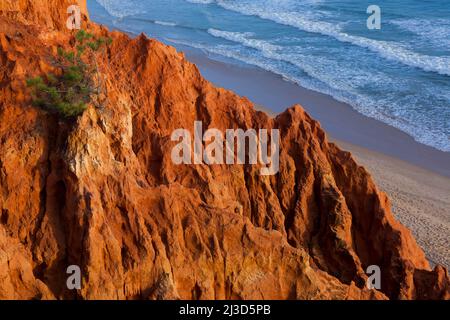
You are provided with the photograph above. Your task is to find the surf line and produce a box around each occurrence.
[171,121,280,176]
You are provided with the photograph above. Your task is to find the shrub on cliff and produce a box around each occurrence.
[26,30,112,118]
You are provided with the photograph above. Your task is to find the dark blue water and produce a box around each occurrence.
[88,0,450,152]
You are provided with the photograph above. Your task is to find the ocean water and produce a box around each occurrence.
[88,0,450,152]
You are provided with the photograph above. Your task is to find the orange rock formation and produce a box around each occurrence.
[0,0,448,300]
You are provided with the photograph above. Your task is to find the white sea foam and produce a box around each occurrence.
[168,34,450,152]
[95,0,144,18]
[194,0,450,76]
[93,0,450,151]
[390,18,450,49]
[154,20,178,27]
[208,29,282,52]
[185,0,214,4]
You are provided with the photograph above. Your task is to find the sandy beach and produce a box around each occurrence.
[180,47,450,269]
[336,140,450,269]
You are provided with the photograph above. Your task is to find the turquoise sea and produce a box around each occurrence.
[88,0,450,152]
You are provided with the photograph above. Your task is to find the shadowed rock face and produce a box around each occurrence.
[0,0,448,300]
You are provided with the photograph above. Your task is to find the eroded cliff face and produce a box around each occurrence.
[0,1,448,300]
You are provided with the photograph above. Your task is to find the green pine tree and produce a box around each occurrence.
[26,30,112,119]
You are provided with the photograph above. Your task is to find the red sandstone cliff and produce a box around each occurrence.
[0,0,448,300]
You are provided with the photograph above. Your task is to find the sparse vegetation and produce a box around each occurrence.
[26,30,112,118]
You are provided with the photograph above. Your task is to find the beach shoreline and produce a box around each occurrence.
[181,47,450,178]
[178,46,450,269]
